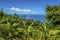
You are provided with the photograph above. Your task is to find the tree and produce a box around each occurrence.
[46,5,60,25]
[0,10,4,19]
[14,13,19,17]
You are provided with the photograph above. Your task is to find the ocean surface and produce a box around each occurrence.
[19,14,46,22]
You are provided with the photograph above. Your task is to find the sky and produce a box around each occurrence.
[0,0,60,15]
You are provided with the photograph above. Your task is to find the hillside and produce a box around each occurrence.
[0,10,60,40]
[0,10,43,40]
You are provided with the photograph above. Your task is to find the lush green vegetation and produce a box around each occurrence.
[0,5,60,40]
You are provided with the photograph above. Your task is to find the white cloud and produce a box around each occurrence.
[10,7,22,11]
[10,7,33,13]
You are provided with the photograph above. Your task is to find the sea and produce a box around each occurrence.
[19,14,46,22]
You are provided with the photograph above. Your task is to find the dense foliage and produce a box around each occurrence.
[0,5,60,40]
[46,5,60,25]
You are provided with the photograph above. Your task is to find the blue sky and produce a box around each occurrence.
[0,0,60,15]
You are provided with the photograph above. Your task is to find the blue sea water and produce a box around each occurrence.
[20,14,46,22]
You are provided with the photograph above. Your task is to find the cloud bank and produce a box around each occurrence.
[10,7,34,13]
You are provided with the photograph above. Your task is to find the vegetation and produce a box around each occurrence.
[46,5,60,25]
[0,5,60,40]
